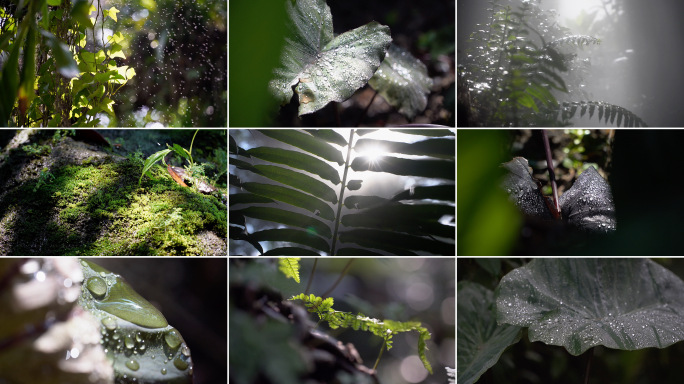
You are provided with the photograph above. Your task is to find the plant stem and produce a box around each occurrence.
[356,89,378,127]
[188,129,199,166]
[321,259,354,298]
[542,129,561,218]
[330,129,355,255]
[304,258,318,295]
[373,339,387,371]
[583,347,594,384]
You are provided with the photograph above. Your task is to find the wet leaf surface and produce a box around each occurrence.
[496,259,684,356]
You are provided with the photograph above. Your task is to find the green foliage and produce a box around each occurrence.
[290,293,433,374]
[269,0,431,121]
[32,167,55,192]
[459,0,645,127]
[79,259,193,384]
[0,0,135,126]
[278,257,301,283]
[230,129,454,255]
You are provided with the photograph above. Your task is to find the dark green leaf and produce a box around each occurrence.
[229,193,275,206]
[340,228,453,255]
[496,259,684,356]
[355,138,455,159]
[391,184,455,202]
[458,282,521,384]
[253,164,338,204]
[351,156,454,180]
[238,206,332,239]
[247,147,341,184]
[368,44,433,119]
[249,228,329,252]
[259,129,344,165]
[344,195,389,209]
[335,247,384,256]
[388,129,454,137]
[346,180,363,191]
[39,29,79,78]
[242,182,335,221]
[229,158,263,175]
[304,129,348,146]
[263,247,321,256]
[269,0,391,116]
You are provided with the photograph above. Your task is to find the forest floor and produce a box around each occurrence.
[0,130,226,255]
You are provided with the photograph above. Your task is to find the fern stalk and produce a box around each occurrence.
[373,339,387,371]
[330,129,355,255]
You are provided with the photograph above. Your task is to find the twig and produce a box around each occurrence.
[321,259,354,298]
[542,130,561,218]
[304,258,318,295]
[583,347,594,384]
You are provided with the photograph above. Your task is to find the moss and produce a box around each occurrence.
[0,135,226,255]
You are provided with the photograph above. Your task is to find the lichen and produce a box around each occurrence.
[0,132,226,256]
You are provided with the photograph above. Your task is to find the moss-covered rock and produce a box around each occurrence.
[0,130,226,255]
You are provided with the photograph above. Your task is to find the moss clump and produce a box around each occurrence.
[0,135,226,255]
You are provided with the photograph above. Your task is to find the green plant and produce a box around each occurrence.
[229,129,455,255]
[458,0,645,127]
[32,167,55,192]
[269,0,433,124]
[458,258,684,384]
[0,0,135,126]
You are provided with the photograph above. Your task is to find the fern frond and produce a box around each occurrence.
[547,101,647,127]
[290,293,433,374]
[278,258,301,283]
[547,35,601,48]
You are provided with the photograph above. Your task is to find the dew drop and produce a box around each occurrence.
[86,276,108,299]
[173,355,189,371]
[161,368,167,375]
[126,359,140,371]
[101,316,117,331]
[125,334,136,349]
[165,328,183,349]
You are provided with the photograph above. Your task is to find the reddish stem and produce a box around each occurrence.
[542,130,561,219]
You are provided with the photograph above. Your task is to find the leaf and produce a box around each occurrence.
[344,195,388,209]
[501,157,554,219]
[496,258,684,356]
[138,148,172,187]
[303,129,348,146]
[264,247,321,256]
[40,29,79,78]
[79,260,193,383]
[269,0,391,116]
[229,193,275,206]
[253,164,338,204]
[458,281,522,384]
[259,129,344,165]
[368,44,433,119]
[70,0,94,29]
[391,184,455,202]
[557,166,616,232]
[340,228,453,255]
[238,206,332,239]
[248,228,329,252]
[351,156,454,180]
[107,6,119,22]
[0,33,23,126]
[355,138,455,159]
[167,164,188,187]
[278,258,301,283]
[246,146,341,184]
[346,180,363,190]
[242,182,335,221]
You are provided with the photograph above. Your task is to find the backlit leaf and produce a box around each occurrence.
[238,206,332,239]
[247,146,341,184]
[259,129,344,165]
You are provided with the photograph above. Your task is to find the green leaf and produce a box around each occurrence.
[334,247,384,256]
[391,184,455,202]
[355,138,455,159]
[346,180,363,191]
[351,156,454,180]
[138,148,172,187]
[303,129,348,146]
[496,259,684,356]
[269,0,391,116]
[389,129,454,137]
[343,195,388,209]
[278,258,301,283]
[339,228,453,255]
[229,193,275,206]
[70,0,94,29]
[249,228,329,252]
[39,29,79,78]
[0,34,23,126]
[264,247,321,256]
[241,182,335,221]
[246,147,341,184]
[368,44,433,119]
[107,6,119,22]
[458,282,521,384]
[238,206,332,239]
[253,164,338,204]
[79,259,193,384]
[259,129,345,165]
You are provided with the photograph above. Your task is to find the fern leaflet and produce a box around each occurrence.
[290,293,433,374]
[278,258,301,283]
